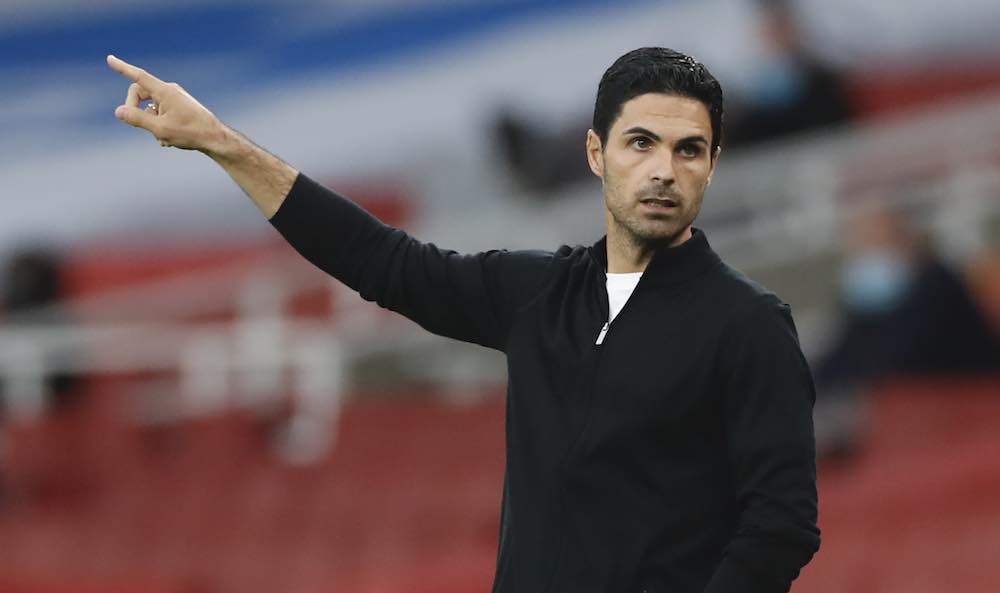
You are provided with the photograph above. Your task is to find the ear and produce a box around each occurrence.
[586,129,604,179]
[707,146,722,186]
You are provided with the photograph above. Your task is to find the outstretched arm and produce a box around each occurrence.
[106,54,295,218]
[106,55,554,349]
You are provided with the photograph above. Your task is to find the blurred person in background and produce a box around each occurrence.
[494,0,853,194]
[0,249,85,507]
[723,0,852,147]
[106,47,819,593]
[0,249,82,412]
[812,204,1000,458]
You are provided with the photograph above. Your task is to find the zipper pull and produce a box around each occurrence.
[595,321,610,345]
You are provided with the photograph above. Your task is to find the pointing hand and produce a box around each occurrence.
[107,54,225,152]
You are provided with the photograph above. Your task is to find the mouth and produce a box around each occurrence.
[639,197,678,211]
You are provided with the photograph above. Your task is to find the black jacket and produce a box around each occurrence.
[271,174,820,593]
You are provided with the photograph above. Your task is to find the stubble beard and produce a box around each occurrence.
[606,189,697,252]
[612,209,680,252]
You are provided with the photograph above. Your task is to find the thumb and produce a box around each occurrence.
[114,105,157,131]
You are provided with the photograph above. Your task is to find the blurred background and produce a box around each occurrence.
[1,0,999,591]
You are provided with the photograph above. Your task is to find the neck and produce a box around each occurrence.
[605,226,693,273]
[606,232,655,273]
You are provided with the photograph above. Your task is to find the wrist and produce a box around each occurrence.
[201,121,244,163]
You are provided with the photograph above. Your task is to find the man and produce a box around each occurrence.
[107,47,819,593]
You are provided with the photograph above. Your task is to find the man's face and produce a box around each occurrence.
[587,93,718,249]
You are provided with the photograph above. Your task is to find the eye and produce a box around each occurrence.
[630,136,652,150]
[678,143,702,158]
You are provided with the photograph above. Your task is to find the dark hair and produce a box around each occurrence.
[593,47,724,154]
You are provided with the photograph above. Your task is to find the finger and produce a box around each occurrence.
[107,55,167,97]
[125,82,151,109]
[114,105,158,132]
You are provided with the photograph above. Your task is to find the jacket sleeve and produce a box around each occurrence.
[703,299,821,593]
[269,173,551,351]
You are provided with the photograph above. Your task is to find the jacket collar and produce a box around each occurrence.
[589,228,722,289]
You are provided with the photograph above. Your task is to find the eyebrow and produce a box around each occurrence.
[676,135,710,147]
[623,126,662,142]
[622,127,709,147]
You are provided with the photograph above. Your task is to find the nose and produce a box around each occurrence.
[648,151,675,185]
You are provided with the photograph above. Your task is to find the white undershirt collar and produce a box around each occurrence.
[606,272,643,323]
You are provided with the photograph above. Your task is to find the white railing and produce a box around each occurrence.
[0,257,478,463]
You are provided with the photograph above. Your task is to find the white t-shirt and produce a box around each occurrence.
[606,272,643,323]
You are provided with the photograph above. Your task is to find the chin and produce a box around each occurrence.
[633,226,691,245]
[633,227,685,246]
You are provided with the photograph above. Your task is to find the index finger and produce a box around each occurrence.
[106,55,167,96]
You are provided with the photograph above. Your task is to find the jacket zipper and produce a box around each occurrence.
[595,321,610,345]
[595,270,647,346]
[548,270,646,590]
[548,269,618,592]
